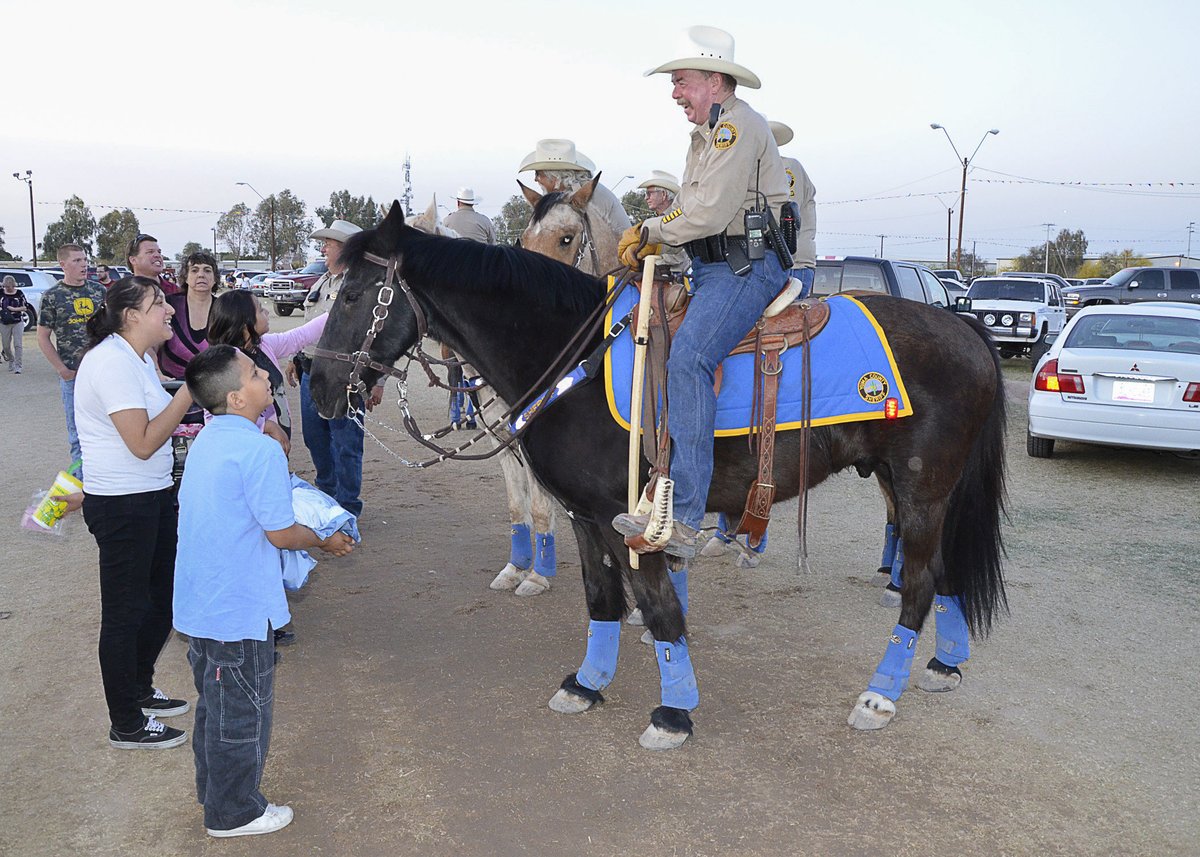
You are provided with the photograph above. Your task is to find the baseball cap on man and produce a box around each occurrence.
[310,219,362,242]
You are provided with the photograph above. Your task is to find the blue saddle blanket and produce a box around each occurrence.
[603,291,912,436]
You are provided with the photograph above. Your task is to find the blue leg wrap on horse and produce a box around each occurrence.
[881,523,897,569]
[749,526,769,554]
[933,594,970,667]
[890,539,905,589]
[868,624,918,702]
[655,638,699,711]
[715,513,735,544]
[534,532,557,578]
[577,620,621,691]
[669,569,689,615]
[449,392,462,423]
[509,523,532,569]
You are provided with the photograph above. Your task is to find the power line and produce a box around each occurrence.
[35,201,225,214]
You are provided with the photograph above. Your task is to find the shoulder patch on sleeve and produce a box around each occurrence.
[662,207,683,223]
[785,168,797,198]
[713,122,738,150]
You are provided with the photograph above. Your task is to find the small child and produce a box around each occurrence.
[175,345,354,838]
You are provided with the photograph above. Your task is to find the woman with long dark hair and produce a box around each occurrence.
[75,276,194,749]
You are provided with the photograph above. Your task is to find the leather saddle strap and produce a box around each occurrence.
[736,338,783,548]
[797,310,813,568]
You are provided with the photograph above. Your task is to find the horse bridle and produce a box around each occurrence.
[310,248,635,467]
[573,207,601,274]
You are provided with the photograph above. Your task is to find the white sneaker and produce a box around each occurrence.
[207,803,294,838]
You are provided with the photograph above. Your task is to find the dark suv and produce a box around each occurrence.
[1062,267,1200,316]
[813,256,954,307]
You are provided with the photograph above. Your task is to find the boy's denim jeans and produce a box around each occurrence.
[666,252,787,529]
[299,372,365,516]
[188,635,276,832]
[60,378,80,465]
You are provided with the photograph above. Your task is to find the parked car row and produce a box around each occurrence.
[812,256,957,308]
[1063,267,1200,316]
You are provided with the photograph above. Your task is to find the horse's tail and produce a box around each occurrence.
[940,322,1008,637]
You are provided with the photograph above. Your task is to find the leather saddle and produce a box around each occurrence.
[631,278,829,549]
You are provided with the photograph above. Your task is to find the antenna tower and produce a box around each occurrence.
[401,155,414,216]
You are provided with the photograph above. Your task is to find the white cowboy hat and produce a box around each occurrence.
[518,139,596,174]
[644,25,761,90]
[638,170,681,196]
[768,121,794,148]
[310,219,363,243]
[455,187,481,206]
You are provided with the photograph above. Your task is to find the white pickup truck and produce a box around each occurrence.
[965,276,1067,362]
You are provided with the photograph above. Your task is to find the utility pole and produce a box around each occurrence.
[877,234,886,257]
[1188,222,1195,262]
[1042,223,1055,274]
[211,227,218,256]
[236,182,277,271]
[12,170,36,266]
[946,207,954,269]
[930,124,999,271]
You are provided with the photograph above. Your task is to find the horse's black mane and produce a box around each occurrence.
[530,191,570,226]
[341,221,604,316]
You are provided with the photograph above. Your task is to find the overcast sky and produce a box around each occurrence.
[3,0,1198,265]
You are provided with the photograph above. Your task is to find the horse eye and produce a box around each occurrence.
[560,235,573,246]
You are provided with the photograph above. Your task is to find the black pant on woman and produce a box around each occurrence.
[83,488,177,733]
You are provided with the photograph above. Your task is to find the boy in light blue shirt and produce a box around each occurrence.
[176,344,354,839]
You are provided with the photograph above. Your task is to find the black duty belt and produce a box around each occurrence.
[684,234,784,267]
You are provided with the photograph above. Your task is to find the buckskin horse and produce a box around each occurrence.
[310,204,1007,749]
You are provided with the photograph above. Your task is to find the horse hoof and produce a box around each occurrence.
[734,549,762,569]
[877,565,892,577]
[918,657,963,692]
[847,691,896,730]
[514,571,551,597]
[639,706,693,750]
[626,608,644,626]
[548,675,602,714]
[490,563,529,591]
[639,629,654,646]
[879,584,902,608]
[699,536,730,558]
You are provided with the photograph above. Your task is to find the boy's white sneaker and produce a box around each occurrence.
[207,803,294,838]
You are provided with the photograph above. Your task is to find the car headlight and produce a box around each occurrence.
[1001,313,1014,326]
[1019,312,1033,323]
[983,313,997,326]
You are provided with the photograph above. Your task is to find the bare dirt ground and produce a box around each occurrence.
[2,318,1197,857]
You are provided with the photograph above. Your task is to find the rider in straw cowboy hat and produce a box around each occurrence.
[612,25,790,558]
[637,171,689,275]
[518,138,632,233]
[768,120,818,295]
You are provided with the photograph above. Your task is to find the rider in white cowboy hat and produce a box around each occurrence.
[518,138,632,233]
[637,171,689,275]
[768,120,818,293]
[444,187,497,245]
[612,25,790,559]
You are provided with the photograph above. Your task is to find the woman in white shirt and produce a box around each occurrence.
[75,276,195,750]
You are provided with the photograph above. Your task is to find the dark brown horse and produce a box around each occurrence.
[310,204,1007,749]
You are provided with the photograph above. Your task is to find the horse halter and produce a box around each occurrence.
[572,208,602,274]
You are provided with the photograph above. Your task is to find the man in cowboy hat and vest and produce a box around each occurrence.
[638,170,690,275]
[612,25,790,558]
[444,187,497,245]
[518,139,632,233]
[769,120,818,296]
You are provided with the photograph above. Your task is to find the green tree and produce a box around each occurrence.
[316,190,381,230]
[493,194,532,246]
[0,225,15,261]
[249,189,313,268]
[1078,251,1150,279]
[621,189,652,223]
[42,195,97,258]
[96,208,141,262]
[177,241,205,262]
[1012,229,1088,277]
[216,202,252,266]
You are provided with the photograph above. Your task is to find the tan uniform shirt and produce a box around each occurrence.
[302,270,343,358]
[444,207,497,244]
[643,94,788,246]
[781,156,817,269]
[590,181,633,233]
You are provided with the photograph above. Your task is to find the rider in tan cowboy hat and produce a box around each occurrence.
[768,120,817,291]
[638,171,689,274]
[444,187,497,245]
[518,138,632,232]
[612,25,790,558]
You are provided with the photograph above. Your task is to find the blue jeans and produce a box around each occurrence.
[188,635,276,832]
[668,253,787,528]
[300,372,365,516]
[796,266,814,297]
[61,378,80,466]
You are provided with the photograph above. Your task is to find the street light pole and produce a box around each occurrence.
[211,227,218,256]
[612,175,636,192]
[1187,222,1195,262]
[931,124,999,271]
[12,170,36,266]
[1042,223,1055,274]
[877,234,885,257]
[235,181,277,271]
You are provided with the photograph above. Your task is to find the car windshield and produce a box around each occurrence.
[1064,314,1200,354]
[299,261,327,275]
[967,280,1044,302]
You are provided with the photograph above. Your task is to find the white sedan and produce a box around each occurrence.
[1027,302,1200,457]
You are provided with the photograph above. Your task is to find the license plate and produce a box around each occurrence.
[1111,380,1155,403]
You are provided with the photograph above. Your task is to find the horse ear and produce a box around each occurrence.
[518,181,542,209]
[377,200,407,247]
[425,194,438,222]
[570,173,600,208]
